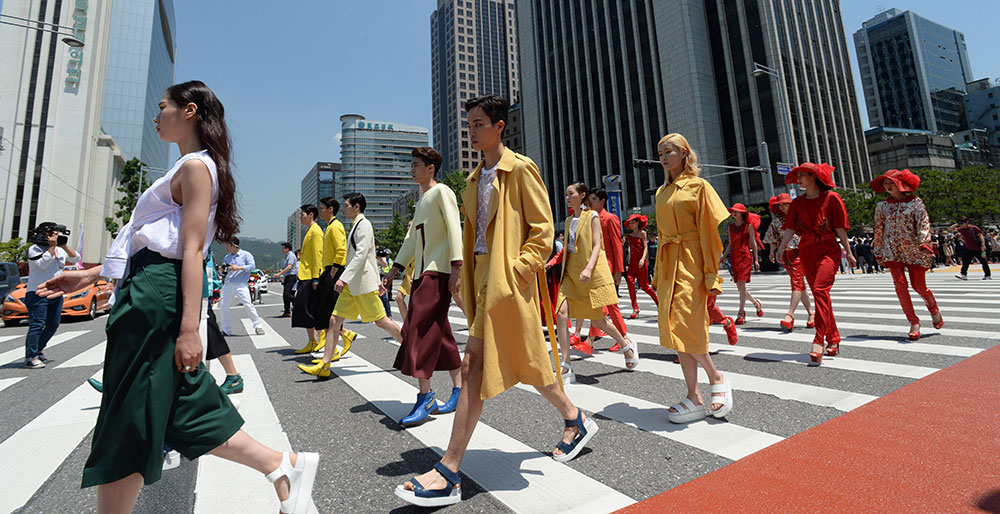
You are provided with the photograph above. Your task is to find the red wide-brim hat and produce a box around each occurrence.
[870,168,920,194]
[785,162,837,189]
[769,193,792,215]
[729,203,749,215]
[625,214,648,230]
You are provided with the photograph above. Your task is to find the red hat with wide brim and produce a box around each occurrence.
[785,162,837,189]
[728,203,749,215]
[625,214,648,230]
[870,168,920,194]
[769,193,792,215]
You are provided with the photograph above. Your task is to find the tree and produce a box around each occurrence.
[440,170,469,213]
[0,238,31,263]
[375,213,411,255]
[106,157,151,235]
[838,188,880,235]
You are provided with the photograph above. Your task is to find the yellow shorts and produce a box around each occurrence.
[332,285,386,323]
[469,253,490,339]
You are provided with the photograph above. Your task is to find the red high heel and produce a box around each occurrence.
[753,299,764,317]
[806,313,815,329]
[809,341,824,365]
[723,317,738,345]
[931,311,944,330]
[735,311,746,325]
[630,309,639,320]
[824,340,840,357]
[908,324,920,341]
[780,314,794,332]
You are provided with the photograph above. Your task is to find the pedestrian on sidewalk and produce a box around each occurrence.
[23,223,78,368]
[219,237,264,336]
[381,146,463,427]
[950,217,992,280]
[721,204,764,325]
[300,193,403,378]
[39,81,317,514]
[777,162,855,365]
[624,214,658,320]
[397,95,597,508]
[765,193,815,331]
[580,189,629,351]
[870,169,944,341]
[653,133,734,424]
[274,242,297,317]
[291,204,324,352]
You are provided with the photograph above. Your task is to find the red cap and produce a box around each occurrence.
[870,168,920,194]
[785,162,837,189]
[769,193,792,215]
[728,203,749,215]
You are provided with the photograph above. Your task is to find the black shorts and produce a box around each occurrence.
[205,305,231,360]
[291,279,319,328]
[314,265,345,330]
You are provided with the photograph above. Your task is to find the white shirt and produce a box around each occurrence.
[566,216,580,254]
[26,245,68,292]
[104,151,219,279]
[474,163,498,254]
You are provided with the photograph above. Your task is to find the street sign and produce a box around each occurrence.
[606,190,624,232]
[777,163,794,175]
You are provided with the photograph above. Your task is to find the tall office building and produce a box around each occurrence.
[338,115,428,231]
[517,0,870,216]
[101,0,176,170]
[300,162,338,207]
[0,0,124,263]
[430,0,520,172]
[854,9,973,134]
[964,78,1000,157]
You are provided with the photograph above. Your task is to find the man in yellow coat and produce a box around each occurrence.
[395,95,598,508]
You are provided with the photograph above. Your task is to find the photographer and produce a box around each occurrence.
[24,223,77,369]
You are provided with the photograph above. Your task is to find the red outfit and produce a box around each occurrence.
[784,190,849,345]
[589,209,628,338]
[727,222,754,282]
[706,295,726,324]
[625,234,658,310]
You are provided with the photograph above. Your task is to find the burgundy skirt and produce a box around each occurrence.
[393,271,462,379]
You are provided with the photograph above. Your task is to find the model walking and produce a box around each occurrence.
[624,214,658,319]
[721,203,763,325]
[764,193,814,331]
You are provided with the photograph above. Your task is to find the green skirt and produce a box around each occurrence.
[82,248,244,487]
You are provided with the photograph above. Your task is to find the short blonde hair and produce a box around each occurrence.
[657,133,700,178]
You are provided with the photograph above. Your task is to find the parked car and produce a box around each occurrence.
[2,279,114,327]
[0,262,20,300]
[251,269,268,295]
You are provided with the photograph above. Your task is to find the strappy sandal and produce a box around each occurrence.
[709,374,733,418]
[561,363,576,384]
[735,311,746,325]
[620,337,639,370]
[908,324,921,341]
[780,314,794,332]
[723,317,738,345]
[667,397,707,424]
[806,313,816,329]
[752,299,764,317]
[552,409,599,463]
[932,311,944,330]
[265,452,320,514]
[824,340,840,357]
[395,462,462,507]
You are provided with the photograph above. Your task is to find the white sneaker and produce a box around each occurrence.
[955,274,968,280]
[255,327,265,335]
[162,450,181,470]
[985,276,993,280]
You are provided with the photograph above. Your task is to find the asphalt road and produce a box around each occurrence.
[1,268,996,513]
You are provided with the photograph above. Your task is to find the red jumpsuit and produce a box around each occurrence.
[727,222,754,282]
[626,233,659,310]
[783,191,849,346]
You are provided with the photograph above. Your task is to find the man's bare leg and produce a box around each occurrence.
[374,316,403,342]
[320,316,345,363]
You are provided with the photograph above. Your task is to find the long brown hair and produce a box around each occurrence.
[166,80,240,243]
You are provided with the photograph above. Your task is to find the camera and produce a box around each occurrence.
[27,222,71,247]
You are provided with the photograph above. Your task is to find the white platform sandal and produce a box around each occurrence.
[709,374,733,418]
[667,397,707,424]
[621,337,639,370]
[265,452,320,514]
[561,362,576,384]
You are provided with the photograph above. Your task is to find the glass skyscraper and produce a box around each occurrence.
[101,0,177,170]
[338,115,428,231]
[854,9,973,134]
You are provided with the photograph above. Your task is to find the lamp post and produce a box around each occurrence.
[752,62,795,195]
[0,13,85,47]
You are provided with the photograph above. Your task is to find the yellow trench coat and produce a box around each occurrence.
[653,172,729,354]
[460,150,556,400]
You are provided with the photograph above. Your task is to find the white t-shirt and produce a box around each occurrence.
[26,245,68,292]
[473,163,499,254]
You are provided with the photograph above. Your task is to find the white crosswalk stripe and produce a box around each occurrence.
[0,330,89,366]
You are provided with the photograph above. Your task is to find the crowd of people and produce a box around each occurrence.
[27,82,995,513]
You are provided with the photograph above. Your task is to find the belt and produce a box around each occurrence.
[658,232,698,261]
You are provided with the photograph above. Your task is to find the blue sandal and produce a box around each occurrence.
[552,409,599,463]
[394,461,462,507]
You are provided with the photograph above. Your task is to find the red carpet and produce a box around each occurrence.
[618,345,1000,513]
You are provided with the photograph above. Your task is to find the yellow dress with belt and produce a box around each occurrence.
[654,172,730,354]
[558,209,618,320]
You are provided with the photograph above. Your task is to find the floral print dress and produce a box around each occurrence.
[872,196,934,269]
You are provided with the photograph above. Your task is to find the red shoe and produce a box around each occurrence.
[734,311,746,325]
[723,318,738,345]
[630,309,639,320]
[753,299,764,317]
[931,311,944,330]
[779,315,794,332]
[571,336,593,355]
[608,342,621,352]
[805,314,816,329]
[569,334,582,347]
[809,341,824,365]
[592,329,607,338]
[824,340,840,357]
[908,324,920,341]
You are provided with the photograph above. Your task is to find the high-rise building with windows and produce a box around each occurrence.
[517,0,870,215]
[430,0,520,173]
[300,162,338,207]
[854,8,973,135]
[101,0,176,170]
[338,115,428,231]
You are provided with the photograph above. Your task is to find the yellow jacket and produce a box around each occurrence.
[298,222,324,281]
[322,218,347,267]
[395,183,462,276]
[461,150,555,400]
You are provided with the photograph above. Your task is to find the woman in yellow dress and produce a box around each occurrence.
[556,182,637,383]
[654,133,734,424]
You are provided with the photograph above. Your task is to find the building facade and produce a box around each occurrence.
[501,103,523,154]
[854,8,973,135]
[0,0,124,263]
[338,115,428,231]
[964,78,1000,158]
[287,209,304,250]
[300,161,337,207]
[430,0,520,173]
[101,0,176,170]
[865,127,956,174]
[517,0,870,216]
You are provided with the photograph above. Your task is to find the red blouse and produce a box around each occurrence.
[782,191,849,247]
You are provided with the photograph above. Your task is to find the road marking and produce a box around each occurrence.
[56,341,107,368]
[0,370,102,514]
[709,298,1000,315]
[0,334,20,343]
[0,376,26,394]
[0,330,89,366]
[241,318,288,349]
[708,326,982,357]
[741,316,999,340]
[195,354,319,514]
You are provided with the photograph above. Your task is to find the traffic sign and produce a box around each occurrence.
[777,163,794,175]
[606,190,624,232]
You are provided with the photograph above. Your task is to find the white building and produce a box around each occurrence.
[0,0,123,264]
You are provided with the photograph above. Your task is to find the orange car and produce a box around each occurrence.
[2,279,113,327]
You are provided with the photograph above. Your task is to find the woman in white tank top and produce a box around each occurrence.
[37,81,319,514]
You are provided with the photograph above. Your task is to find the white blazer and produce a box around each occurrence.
[341,214,380,295]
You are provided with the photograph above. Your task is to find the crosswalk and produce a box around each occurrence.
[0,273,996,513]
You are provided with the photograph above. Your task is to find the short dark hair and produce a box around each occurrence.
[412,147,443,176]
[464,95,509,132]
[319,196,340,215]
[300,204,319,220]
[281,242,292,251]
[590,188,608,204]
[229,236,240,247]
[343,193,366,213]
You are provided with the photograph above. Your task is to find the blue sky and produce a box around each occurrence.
[162,1,999,241]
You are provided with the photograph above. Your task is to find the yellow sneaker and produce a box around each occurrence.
[341,329,357,356]
[298,361,330,378]
[294,340,318,354]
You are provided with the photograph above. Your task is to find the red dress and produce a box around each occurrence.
[626,234,658,310]
[728,222,753,282]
